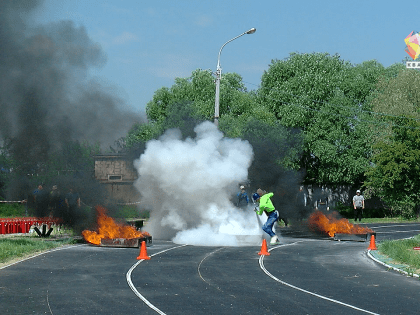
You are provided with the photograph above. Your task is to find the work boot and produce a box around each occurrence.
[270,235,280,245]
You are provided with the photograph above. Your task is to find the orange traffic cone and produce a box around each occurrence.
[368,234,377,250]
[136,241,151,260]
[258,239,270,256]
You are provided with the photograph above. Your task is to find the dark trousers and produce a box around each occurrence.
[354,207,363,221]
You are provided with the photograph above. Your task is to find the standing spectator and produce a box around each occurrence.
[236,185,249,209]
[254,188,281,245]
[65,188,81,225]
[316,188,329,211]
[33,183,49,217]
[296,186,307,220]
[353,189,365,222]
[49,185,63,218]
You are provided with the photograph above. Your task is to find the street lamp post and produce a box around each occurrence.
[214,28,256,126]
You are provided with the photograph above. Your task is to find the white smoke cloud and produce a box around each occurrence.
[134,121,263,246]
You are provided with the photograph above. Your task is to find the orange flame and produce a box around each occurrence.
[82,205,150,245]
[308,211,373,237]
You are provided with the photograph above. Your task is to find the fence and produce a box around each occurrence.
[0,217,62,235]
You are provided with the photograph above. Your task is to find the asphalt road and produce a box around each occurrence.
[1,223,420,315]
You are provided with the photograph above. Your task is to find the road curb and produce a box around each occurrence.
[367,249,419,278]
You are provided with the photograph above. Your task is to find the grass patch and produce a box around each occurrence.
[0,236,76,265]
[378,234,420,274]
[0,203,26,217]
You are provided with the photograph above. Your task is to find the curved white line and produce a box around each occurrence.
[126,244,188,314]
[1,244,85,314]
[259,242,380,315]
[46,288,54,315]
[197,247,224,289]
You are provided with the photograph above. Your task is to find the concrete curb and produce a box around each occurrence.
[367,249,419,278]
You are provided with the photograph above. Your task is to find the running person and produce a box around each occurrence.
[254,188,280,245]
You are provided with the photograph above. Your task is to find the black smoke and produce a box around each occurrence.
[0,1,145,229]
[242,118,306,222]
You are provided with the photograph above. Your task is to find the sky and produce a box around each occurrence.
[31,0,414,117]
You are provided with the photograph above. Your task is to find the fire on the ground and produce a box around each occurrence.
[82,205,150,245]
[308,211,373,237]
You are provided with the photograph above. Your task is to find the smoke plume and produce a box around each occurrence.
[134,122,263,246]
[0,1,144,194]
[0,0,143,163]
[0,1,146,232]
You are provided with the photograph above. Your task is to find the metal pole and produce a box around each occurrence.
[214,28,256,127]
[214,62,221,126]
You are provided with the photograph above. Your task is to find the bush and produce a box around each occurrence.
[391,202,418,220]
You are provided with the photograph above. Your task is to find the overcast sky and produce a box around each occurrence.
[32,0,413,116]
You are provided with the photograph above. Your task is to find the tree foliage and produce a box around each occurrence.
[132,69,259,141]
[123,54,420,217]
[364,69,420,217]
[145,69,214,124]
[125,122,161,147]
[258,52,396,185]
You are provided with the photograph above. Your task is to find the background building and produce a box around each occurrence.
[94,154,140,203]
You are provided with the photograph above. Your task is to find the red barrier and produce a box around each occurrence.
[19,221,24,233]
[12,220,17,233]
[25,221,31,233]
[0,217,62,235]
[5,221,11,234]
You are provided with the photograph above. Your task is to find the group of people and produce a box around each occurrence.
[236,185,365,246]
[295,186,365,222]
[32,183,81,222]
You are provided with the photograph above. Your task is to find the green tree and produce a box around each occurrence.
[125,122,161,147]
[145,69,214,124]
[133,69,259,142]
[258,53,393,186]
[364,69,420,217]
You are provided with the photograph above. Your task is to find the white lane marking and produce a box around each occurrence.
[46,288,54,315]
[259,242,380,315]
[197,247,224,290]
[126,244,188,315]
[1,244,86,314]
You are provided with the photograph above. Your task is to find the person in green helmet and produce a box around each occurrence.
[254,188,280,245]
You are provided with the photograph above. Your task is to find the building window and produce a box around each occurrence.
[108,175,122,181]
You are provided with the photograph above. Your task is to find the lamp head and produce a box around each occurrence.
[246,28,256,34]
